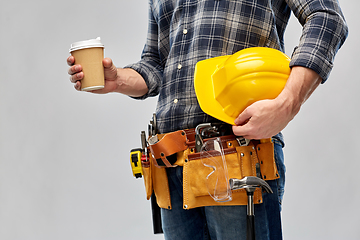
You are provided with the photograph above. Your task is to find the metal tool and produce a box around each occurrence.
[194,123,233,152]
[229,176,273,240]
[147,114,163,234]
[140,131,150,168]
[195,123,213,152]
[148,113,157,137]
[236,136,251,147]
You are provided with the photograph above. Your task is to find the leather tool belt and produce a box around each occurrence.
[142,127,279,210]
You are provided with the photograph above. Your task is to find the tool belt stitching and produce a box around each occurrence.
[144,127,279,209]
[148,128,247,167]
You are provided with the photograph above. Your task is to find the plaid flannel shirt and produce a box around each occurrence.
[126,0,348,134]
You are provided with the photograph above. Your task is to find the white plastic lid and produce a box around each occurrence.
[69,37,104,52]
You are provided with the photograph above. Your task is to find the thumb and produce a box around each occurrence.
[103,58,114,69]
[102,58,118,80]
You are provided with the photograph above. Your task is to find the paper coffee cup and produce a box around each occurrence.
[69,37,105,91]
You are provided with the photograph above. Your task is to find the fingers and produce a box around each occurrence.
[232,105,258,139]
[234,107,251,126]
[67,56,75,66]
[68,64,82,75]
[232,99,287,139]
[68,56,114,92]
[74,81,81,91]
[232,122,251,138]
[67,56,84,85]
[68,66,84,83]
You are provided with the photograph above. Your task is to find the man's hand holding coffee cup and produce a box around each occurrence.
[67,56,119,94]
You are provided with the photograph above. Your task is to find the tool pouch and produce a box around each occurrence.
[143,153,173,209]
[148,130,188,167]
[144,132,279,210]
[142,163,152,200]
[183,137,279,209]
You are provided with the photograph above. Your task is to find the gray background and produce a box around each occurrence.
[0,0,358,239]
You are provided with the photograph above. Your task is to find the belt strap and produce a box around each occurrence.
[148,128,242,167]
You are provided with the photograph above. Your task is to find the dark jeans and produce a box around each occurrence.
[161,141,285,240]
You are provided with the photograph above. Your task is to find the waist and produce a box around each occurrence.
[155,105,220,134]
[148,123,272,167]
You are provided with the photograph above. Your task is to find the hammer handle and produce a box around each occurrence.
[247,215,255,240]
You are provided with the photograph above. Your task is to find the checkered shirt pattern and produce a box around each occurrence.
[126,0,348,134]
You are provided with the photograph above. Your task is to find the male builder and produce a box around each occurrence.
[67,0,348,239]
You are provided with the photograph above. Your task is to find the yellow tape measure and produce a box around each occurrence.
[130,148,143,178]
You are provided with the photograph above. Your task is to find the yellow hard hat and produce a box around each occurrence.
[194,47,291,125]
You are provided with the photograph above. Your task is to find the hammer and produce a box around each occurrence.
[229,176,273,240]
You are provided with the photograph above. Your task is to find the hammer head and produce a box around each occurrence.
[229,176,273,194]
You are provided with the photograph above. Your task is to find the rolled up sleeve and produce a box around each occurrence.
[288,0,348,82]
[125,2,163,99]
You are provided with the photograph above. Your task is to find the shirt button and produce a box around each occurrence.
[177,64,182,70]
[174,99,178,104]
[183,29,188,34]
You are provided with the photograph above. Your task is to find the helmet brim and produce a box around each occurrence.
[194,55,236,125]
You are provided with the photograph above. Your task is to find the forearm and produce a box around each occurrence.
[275,66,322,119]
[114,68,148,97]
